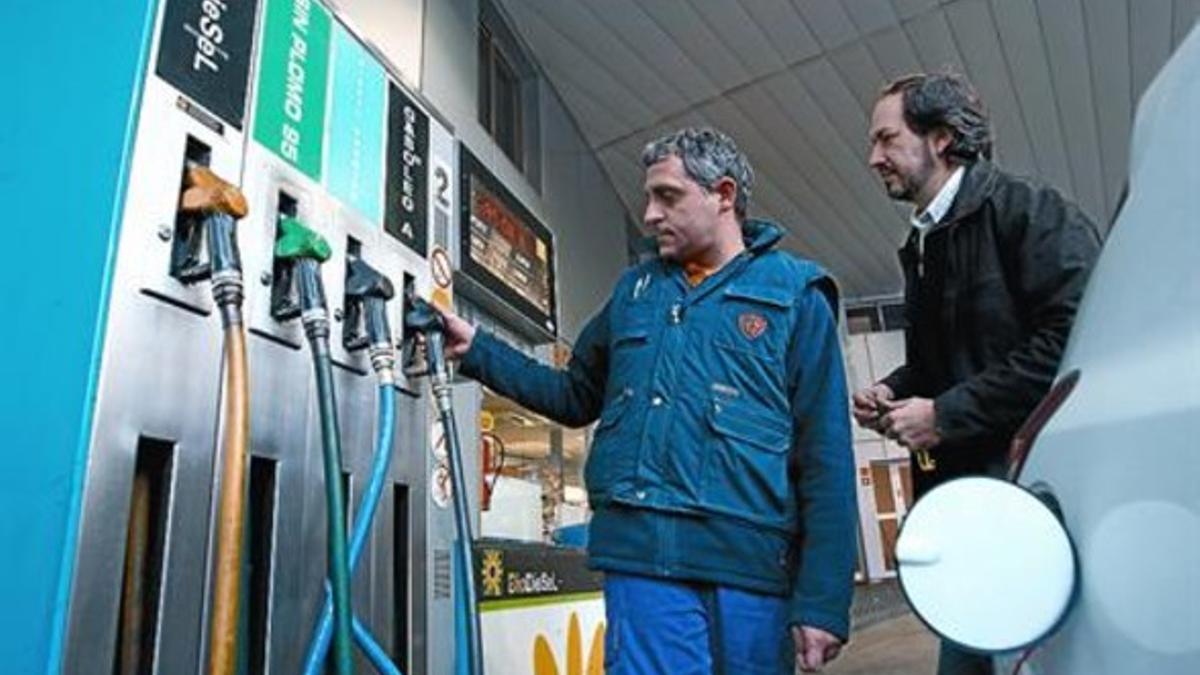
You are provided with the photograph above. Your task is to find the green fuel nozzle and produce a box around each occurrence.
[271,217,332,339]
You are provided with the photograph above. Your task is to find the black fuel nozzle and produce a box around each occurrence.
[272,217,332,341]
[175,166,249,314]
[401,291,449,380]
[344,257,398,381]
[343,257,395,352]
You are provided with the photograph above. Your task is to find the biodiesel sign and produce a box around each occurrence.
[157,0,259,129]
[253,0,331,179]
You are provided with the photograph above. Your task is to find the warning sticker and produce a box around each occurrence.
[431,462,452,509]
[430,246,453,288]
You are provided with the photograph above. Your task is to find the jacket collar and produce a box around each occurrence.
[656,218,782,270]
[740,218,784,252]
[934,159,1000,231]
[898,160,998,260]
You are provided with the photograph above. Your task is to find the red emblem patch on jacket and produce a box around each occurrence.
[738,312,768,340]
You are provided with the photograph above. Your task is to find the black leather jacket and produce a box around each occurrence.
[881,160,1102,495]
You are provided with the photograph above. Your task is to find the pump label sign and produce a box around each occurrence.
[325,24,386,224]
[384,84,429,257]
[252,0,331,180]
[156,0,260,129]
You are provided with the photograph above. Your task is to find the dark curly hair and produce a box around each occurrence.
[881,72,993,162]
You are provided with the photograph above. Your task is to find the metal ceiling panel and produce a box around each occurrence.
[1173,0,1200,45]
[894,0,941,22]
[1037,0,1109,221]
[548,74,635,147]
[1130,0,1174,109]
[697,96,897,282]
[990,0,1075,194]
[690,0,787,76]
[730,82,899,256]
[639,2,753,89]
[738,0,824,64]
[842,0,901,36]
[864,25,924,80]
[528,0,689,118]
[944,0,1038,176]
[793,58,873,155]
[585,0,721,106]
[1083,0,1133,228]
[792,0,861,50]
[759,68,909,233]
[903,8,970,73]
[495,0,1193,298]
[502,2,654,135]
[828,41,890,110]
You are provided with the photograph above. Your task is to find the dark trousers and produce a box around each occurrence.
[937,640,993,675]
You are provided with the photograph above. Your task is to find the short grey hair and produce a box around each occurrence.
[641,127,755,219]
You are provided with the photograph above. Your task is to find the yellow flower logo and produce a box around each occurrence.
[481,550,504,597]
[533,612,605,675]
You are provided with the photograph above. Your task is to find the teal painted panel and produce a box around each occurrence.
[325,23,387,224]
[0,1,158,673]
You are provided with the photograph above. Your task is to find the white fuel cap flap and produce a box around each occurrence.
[896,477,1077,653]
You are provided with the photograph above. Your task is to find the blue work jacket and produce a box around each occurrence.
[460,220,857,639]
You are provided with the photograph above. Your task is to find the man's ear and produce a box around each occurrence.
[713,176,738,214]
[930,128,954,160]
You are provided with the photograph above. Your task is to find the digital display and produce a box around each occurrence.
[459,147,557,336]
[469,179,552,314]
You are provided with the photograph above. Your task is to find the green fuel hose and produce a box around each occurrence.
[276,219,355,675]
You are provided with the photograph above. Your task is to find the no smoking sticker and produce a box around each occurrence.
[430,246,453,289]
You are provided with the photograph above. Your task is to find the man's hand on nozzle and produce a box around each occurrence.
[434,306,477,360]
[852,383,895,432]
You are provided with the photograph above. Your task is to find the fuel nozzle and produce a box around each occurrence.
[176,165,249,315]
[402,291,453,410]
[344,258,396,382]
[273,217,332,343]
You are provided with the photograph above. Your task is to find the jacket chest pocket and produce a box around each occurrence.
[704,286,792,404]
[701,396,794,528]
[714,286,792,359]
[608,319,653,390]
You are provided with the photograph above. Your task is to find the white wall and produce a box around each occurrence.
[334,0,425,89]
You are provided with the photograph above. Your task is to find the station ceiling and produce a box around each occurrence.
[498,0,1199,297]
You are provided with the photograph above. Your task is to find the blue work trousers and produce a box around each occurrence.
[603,572,794,674]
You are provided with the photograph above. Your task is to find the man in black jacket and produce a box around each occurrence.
[854,73,1102,674]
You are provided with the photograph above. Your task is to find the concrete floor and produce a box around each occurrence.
[824,612,939,675]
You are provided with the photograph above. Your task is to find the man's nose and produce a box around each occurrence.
[644,200,663,228]
[867,143,886,169]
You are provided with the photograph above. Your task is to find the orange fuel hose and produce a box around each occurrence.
[207,313,250,675]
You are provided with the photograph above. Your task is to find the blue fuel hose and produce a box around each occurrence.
[401,294,483,675]
[302,381,401,675]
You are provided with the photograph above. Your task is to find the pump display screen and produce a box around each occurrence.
[459,147,557,336]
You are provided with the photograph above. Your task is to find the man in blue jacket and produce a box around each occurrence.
[439,128,857,673]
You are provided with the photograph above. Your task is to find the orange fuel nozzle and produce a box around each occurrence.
[179,165,248,218]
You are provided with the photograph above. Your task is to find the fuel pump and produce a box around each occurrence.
[403,295,484,675]
[271,217,355,675]
[300,256,404,675]
[174,166,251,675]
